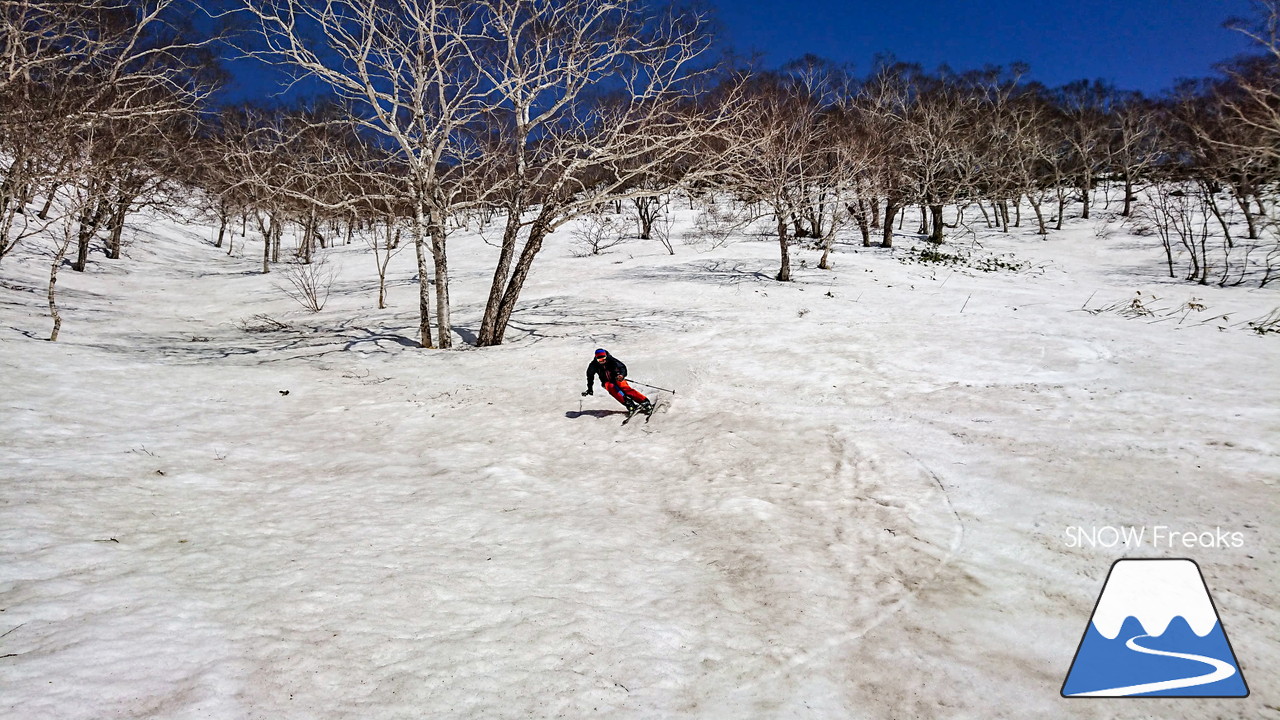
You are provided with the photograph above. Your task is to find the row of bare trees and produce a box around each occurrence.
[190,0,741,348]
[5,0,1280,343]
[726,40,1280,285]
[0,0,216,337]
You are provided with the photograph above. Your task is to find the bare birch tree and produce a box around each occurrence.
[858,63,916,248]
[723,66,829,281]
[1224,1,1280,164]
[1055,80,1117,221]
[241,0,495,348]
[470,0,734,345]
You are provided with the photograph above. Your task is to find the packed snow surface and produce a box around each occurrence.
[1,199,1277,718]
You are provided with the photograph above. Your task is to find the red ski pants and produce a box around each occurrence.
[605,379,647,407]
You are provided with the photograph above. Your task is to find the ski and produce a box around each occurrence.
[644,400,663,423]
[621,401,661,426]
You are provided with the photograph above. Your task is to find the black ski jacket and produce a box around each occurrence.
[586,354,627,391]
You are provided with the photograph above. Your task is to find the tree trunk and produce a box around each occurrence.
[490,211,555,346]
[1029,195,1047,235]
[775,212,791,281]
[809,189,827,239]
[301,210,315,264]
[633,196,660,240]
[413,213,434,349]
[106,192,133,260]
[1080,174,1091,220]
[256,212,272,274]
[870,196,881,229]
[479,203,523,346]
[1198,227,1209,286]
[429,209,452,349]
[790,213,806,239]
[106,206,125,259]
[853,200,871,247]
[48,237,71,341]
[37,187,57,221]
[1204,187,1233,253]
[882,199,898,248]
[0,148,23,215]
[928,205,944,244]
[376,224,396,310]
[1234,188,1259,241]
[271,217,282,264]
[72,199,106,272]
[74,222,91,271]
[302,213,314,263]
[0,199,19,261]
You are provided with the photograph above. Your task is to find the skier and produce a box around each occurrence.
[582,348,653,415]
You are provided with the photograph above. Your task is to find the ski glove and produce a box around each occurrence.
[582,389,593,396]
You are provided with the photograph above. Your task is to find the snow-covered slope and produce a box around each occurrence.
[1,199,1276,719]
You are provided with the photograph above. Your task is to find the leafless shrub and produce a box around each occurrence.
[651,207,676,255]
[1093,214,1119,239]
[689,201,747,249]
[366,220,406,309]
[571,209,628,256]
[1074,292,1278,335]
[1135,184,1212,283]
[1254,216,1280,288]
[276,254,336,312]
[239,314,290,332]
[1248,307,1280,334]
[1082,291,1161,319]
[631,194,666,241]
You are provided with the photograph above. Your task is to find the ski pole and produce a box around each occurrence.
[627,379,676,394]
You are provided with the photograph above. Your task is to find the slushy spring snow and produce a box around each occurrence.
[1,195,1277,718]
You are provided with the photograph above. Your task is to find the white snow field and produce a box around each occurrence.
[1,198,1277,719]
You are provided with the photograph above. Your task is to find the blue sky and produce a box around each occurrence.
[215,0,1262,104]
[710,0,1259,93]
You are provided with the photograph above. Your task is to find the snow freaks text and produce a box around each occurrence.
[1064,526,1246,550]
